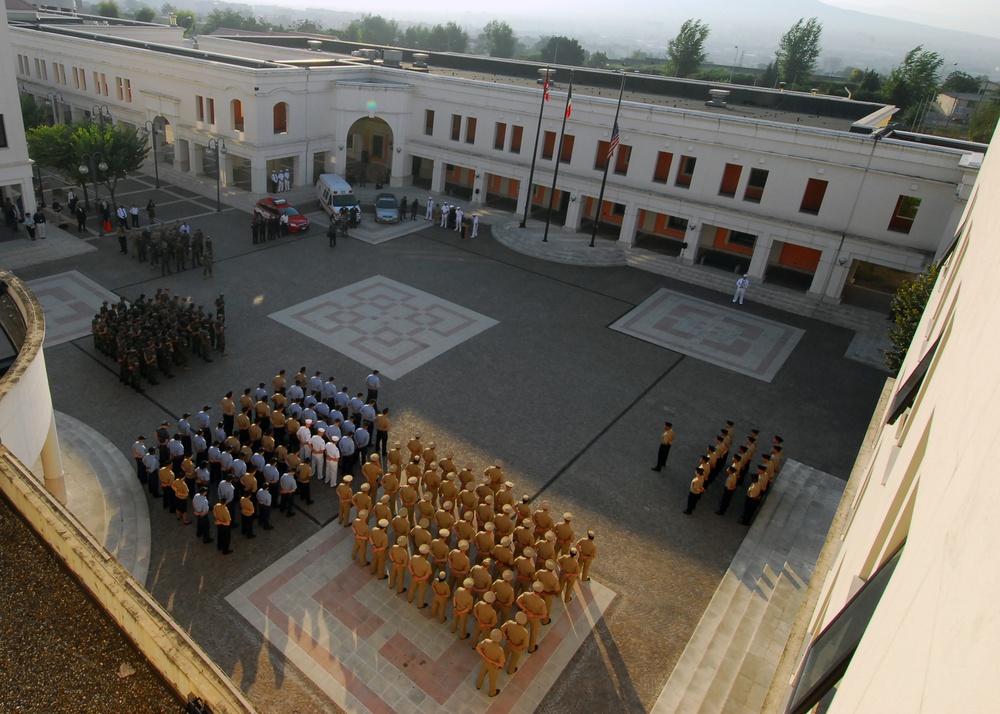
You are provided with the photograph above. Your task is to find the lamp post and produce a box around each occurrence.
[79,152,108,231]
[45,91,65,124]
[28,158,45,209]
[91,104,111,127]
[142,120,161,188]
[207,138,227,212]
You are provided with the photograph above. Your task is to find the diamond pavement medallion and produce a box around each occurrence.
[27,270,120,347]
[269,276,498,379]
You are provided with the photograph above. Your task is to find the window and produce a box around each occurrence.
[450,114,461,141]
[116,77,124,101]
[667,215,688,231]
[0,116,7,149]
[560,135,575,164]
[799,178,828,215]
[744,168,769,203]
[510,125,523,154]
[465,117,477,144]
[494,122,506,150]
[595,141,611,170]
[79,69,86,91]
[207,98,215,125]
[727,230,757,249]
[273,102,288,134]
[676,155,697,188]
[72,67,80,89]
[125,79,132,102]
[614,145,631,175]
[888,195,921,234]
[653,151,674,183]
[196,95,204,122]
[424,109,434,136]
[56,64,66,85]
[100,73,108,96]
[541,131,556,160]
[233,99,245,132]
[719,163,742,197]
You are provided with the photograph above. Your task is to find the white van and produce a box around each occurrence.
[316,174,362,223]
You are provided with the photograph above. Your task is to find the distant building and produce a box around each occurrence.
[934,91,986,124]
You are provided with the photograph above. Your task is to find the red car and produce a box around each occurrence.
[253,197,310,233]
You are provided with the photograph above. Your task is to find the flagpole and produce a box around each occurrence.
[520,66,551,228]
[590,71,627,247]
[543,70,573,243]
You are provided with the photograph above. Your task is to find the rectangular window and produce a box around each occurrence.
[34,58,41,77]
[800,178,828,215]
[100,73,108,96]
[196,95,204,122]
[207,98,215,125]
[728,230,757,249]
[888,195,921,234]
[424,109,434,136]
[116,77,124,101]
[234,101,244,132]
[125,78,132,102]
[719,163,742,197]
[450,114,461,141]
[744,168,769,203]
[675,155,697,188]
[0,115,7,148]
[72,67,80,89]
[465,117,477,144]
[614,145,632,176]
[494,122,506,150]
[560,135,575,164]
[595,141,610,171]
[80,70,87,92]
[653,151,674,183]
[667,215,688,231]
[510,125,523,154]
[541,131,556,160]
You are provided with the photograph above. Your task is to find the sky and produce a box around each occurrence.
[822,0,1000,37]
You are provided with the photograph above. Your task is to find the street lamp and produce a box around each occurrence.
[92,104,111,127]
[79,152,108,231]
[142,120,161,188]
[207,137,227,212]
[28,158,45,209]
[45,92,65,124]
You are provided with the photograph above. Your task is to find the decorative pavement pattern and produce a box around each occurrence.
[269,276,499,380]
[304,211,429,245]
[610,289,805,382]
[27,270,120,347]
[228,524,615,714]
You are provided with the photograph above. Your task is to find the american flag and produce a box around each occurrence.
[607,122,620,160]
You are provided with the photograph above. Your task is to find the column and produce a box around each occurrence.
[747,233,774,280]
[471,172,486,205]
[617,203,639,247]
[430,161,446,194]
[515,177,531,219]
[679,225,701,264]
[389,147,405,188]
[190,141,203,176]
[810,258,839,300]
[40,413,67,505]
[562,193,583,231]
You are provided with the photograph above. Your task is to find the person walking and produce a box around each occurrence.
[733,274,750,305]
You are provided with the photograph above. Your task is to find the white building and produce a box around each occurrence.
[1,0,36,226]
[8,14,987,304]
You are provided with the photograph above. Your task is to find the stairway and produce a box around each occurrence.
[651,461,843,714]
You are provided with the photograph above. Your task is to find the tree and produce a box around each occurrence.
[538,36,586,67]
[96,0,120,17]
[174,9,194,33]
[667,19,709,78]
[776,17,822,87]
[133,6,154,22]
[968,101,1000,143]
[759,61,778,89]
[942,71,981,94]
[343,15,399,45]
[293,19,323,33]
[881,46,944,127]
[20,94,48,130]
[482,20,516,58]
[587,51,609,69]
[884,263,939,376]
[428,22,468,52]
[71,123,147,211]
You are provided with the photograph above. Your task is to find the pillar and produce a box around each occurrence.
[430,161,446,194]
[617,203,639,247]
[516,177,531,219]
[747,233,774,280]
[679,225,701,264]
[190,141,203,176]
[389,147,405,188]
[250,155,268,194]
[40,413,67,505]
[562,193,583,231]
[471,171,486,205]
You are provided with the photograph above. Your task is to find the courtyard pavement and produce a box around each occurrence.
[4,169,889,713]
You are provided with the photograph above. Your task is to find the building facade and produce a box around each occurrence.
[9,18,985,303]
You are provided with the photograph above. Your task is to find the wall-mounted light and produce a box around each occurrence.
[838,257,848,266]
[569,194,577,202]
[338,144,345,150]
[475,172,481,179]
[688,223,698,231]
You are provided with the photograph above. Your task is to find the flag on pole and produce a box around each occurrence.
[543,74,550,102]
[565,85,573,118]
[607,121,620,160]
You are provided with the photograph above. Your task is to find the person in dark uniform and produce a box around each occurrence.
[410,198,419,220]
[716,466,739,515]
[739,474,763,525]
[214,500,232,554]
[652,421,674,472]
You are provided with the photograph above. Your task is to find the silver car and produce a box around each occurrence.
[374,193,400,223]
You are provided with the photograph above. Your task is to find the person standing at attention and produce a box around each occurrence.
[651,421,674,472]
[733,274,750,305]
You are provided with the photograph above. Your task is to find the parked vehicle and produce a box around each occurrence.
[253,197,310,232]
[374,193,400,223]
[316,173,362,224]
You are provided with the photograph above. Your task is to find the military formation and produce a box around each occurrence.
[655,421,785,525]
[92,289,227,393]
[119,219,215,278]
[132,365,598,698]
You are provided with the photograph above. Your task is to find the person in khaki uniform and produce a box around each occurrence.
[430,571,452,623]
[440,472,460,513]
[336,475,355,526]
[474,523,496,564]
[535,560,561,625]
[455,511,476,545]
[434,503,456,536]
[160,465,176,513]
[457,464,476,491]
[532,501,554,539]
[370,518,390,579]
[429,529,451,566]
[484,459,504,493]
[387,442,405,473]
[351,511,371,566]
[501,612,530,674]
[422,466,442,508]
[740,474,763,525]
[352,484,373,522]
[416,493,436,526]
[470,560,493,600]
[472,591,499,647]
[553,513,575,557]
[513,547,537,596]
[576,531,597,582]
[408,544,433,607]
[362,454,383,501]
[411,518,433,551]
[214,500,232,555]
[390,511,411,543]
[399,476,420,524]
[516,581,547,652]
[534,531,558,568]
[476,630,506,698]
[683,467,706,515]
[493,505,516,541]
[558,548,582,603]
[716,466,739,516]
[406,434,423,460]
[173,475,191,524]
[388,536,410,594]
[652,421,675,472]
[491,536,515,577]
[492,569,516,623]
[296,460,314,506]
[475,496,495,527]
[421,441,437,466]
[373,495,393,525]
[514,494,533,524]
[448,540,472,590]
[496,481,516,511]
[513,518,535,556]
[438,451,456,477]
[458,489,478,519]
[452,578,475,639]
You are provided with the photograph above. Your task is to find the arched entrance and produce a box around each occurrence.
[346,117,394,187]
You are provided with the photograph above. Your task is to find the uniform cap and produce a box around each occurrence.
[422,492,432,501]
[343,475,353,483]
[394,441,401,448]
[396,536,407,546]
[439,529,450,537]
[418,544,430,554]
[437,571,447,580]
[502,569,514,581]
[459,540,470,550]
[378,519,389,528]
[361,482,371,491]
[523,547,536,557]
[515,611,527,625]
[570,547,578,555]
[503,504,514,514]
[370,453,380,461]
[419,518,430,528]
[500,536,511,546]
[463,578,475,588]
[464,511,474,521]
[483,591,496,603]
[182,412,191,418]
[504,481,514,488]
[563,512,573,521]
[407,476,418,485]
[495,459,503,468]
[540,500,550,509]
[443,500,454,509]
[137,435,146,440]
[305,419,313,424]
[587,530,596,538]
[522,518,533,527]
[318,428,325,434]
[532,581,544,592]
[445,451,454,459]
[358,509,368,517]
[484,522,495,531]
[380,495,390,503]
[428,442,436,448]
[544,531,556,542]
